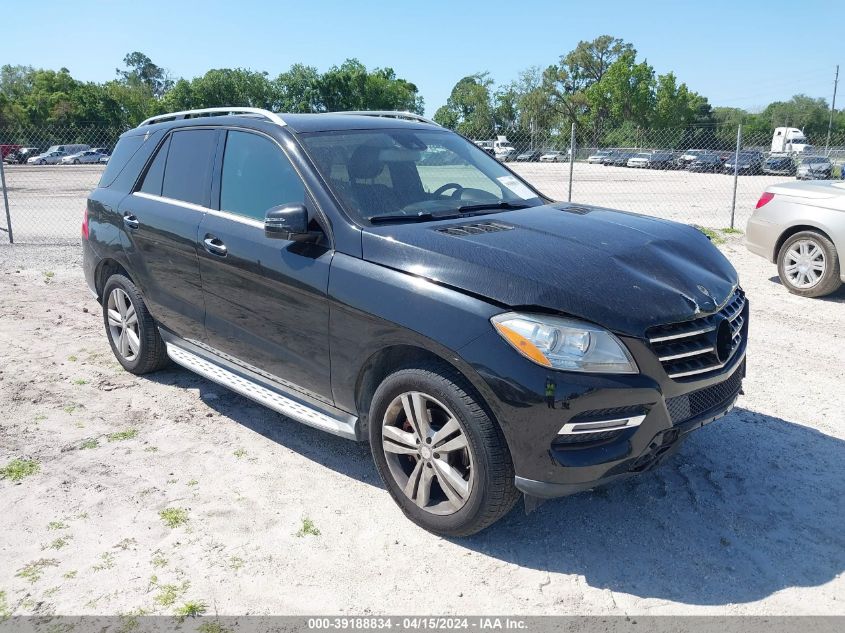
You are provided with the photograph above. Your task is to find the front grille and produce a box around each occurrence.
[436,221,513,237]
[647,288,747,380]
[665,361,744,425]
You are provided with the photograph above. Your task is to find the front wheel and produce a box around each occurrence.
[777,231,842,298]
[102,274,170,374]
[369,363,520,536]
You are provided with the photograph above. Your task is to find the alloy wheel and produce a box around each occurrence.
[107,288,141,361]
[783,239,826,288]
[381,391,474,515]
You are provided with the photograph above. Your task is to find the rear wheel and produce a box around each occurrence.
[102,274,170,374]
[369,363,519,536]
[777,231,842,297]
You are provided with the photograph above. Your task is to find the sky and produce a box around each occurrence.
[5,0,842,117]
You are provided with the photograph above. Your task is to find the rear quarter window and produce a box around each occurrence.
[98,133,147,188]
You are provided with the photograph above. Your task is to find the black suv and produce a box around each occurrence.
[82,108,748,536]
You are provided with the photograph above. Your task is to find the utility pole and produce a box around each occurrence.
[825,65,839,155]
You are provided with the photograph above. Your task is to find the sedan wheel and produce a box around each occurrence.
[777,231,842,298]
[107,287,141,362]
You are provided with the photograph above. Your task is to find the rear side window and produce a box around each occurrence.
[161,129,218,207]
[98,134,146,188]
[139,136,171,196]
[220,130,305,221]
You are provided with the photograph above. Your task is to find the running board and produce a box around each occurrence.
[165,343,358,440]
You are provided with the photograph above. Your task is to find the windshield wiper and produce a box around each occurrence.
[454,201,530,214]
[369,211,462,224]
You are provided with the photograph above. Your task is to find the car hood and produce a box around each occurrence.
[361,203,738,337]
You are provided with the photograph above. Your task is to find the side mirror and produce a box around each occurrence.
[264,204,319,242]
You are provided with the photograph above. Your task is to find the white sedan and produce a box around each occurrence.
[60,150,109,165]
[747,180,845,297]
[626,152,653,168]
[27,151,65,165]
[539,150,569,163]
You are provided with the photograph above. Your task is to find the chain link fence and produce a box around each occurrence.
[2,122,844,244]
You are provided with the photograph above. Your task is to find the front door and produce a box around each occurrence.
[197,129,334,404]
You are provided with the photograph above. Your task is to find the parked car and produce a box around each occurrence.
[538,150,569,163]
[515,150,543,162]
[747,180,844,297]
[626,152,653,168]
[724,151,764,175]
[60,150,110,165]
[762,155,796,176]
[91,147,111,156]
[587,150,612,164]
[3,147,40,164]
[677,149,707,169]
[797,156,833,180]
[687,153,723,173]
[83,107,747,536]
[27,150,66,165]
[603,151,636,167]
[648,151,677,170]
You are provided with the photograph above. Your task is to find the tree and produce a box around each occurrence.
[317,59,423,113]
[117,52,172,99]
[160,68,276,112]
[433,73,495,138]
[275,64,321,112]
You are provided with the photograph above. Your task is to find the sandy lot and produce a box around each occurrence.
[0,236,844,617]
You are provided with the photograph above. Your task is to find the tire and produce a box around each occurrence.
[73,159,79,165]
[369,362,520,537]
[777,231,842,298]
[101,274,170,374]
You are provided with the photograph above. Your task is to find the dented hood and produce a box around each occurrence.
[361,204,738,338]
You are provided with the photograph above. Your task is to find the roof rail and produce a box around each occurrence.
[336,110,440,127]
[138,107,286,128]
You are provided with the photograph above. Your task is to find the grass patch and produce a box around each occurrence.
[62,570,77,579]
[79,438,99,450]
[174,600,207,619]
[114,538,137,550]
[43,271,55,283]
[152,579,189,607]
[233,448,247,459]
[295,517,320,538]
[151,551,168,569]
[721,227,743,235]
[47,521,68,531]
[67,355,78,362]
[159,508,189,528]
[694,226,725,245]
[187,479,198,487]
[73,379,88,386]
[228,556,244,571]
[63,405,78,414]
[46,536,71,550]
[93,551,116,571]
[34,414,47,422]
[107,429,138,442]
[16,559,59,583]
[1,458,40,481]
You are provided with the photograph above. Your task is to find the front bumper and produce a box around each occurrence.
[459,310,748,499]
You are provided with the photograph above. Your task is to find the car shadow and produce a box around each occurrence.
[768,275,845,302]
[457,406,845,605]
[147,368,845,606]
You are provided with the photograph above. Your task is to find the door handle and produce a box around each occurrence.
[123,214,139,229]
[203,236,228,257]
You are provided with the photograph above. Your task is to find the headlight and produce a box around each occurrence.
[490,312,638,374]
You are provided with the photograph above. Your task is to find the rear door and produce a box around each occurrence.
[196,128,334,404]
[119,128,220,341]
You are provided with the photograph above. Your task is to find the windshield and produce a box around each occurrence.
[300,129,546,224]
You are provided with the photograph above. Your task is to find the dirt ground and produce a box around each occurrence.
[1,235,844,617]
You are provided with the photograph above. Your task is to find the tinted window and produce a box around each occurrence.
[98,133,146,188]
[220,131,305,221]
[139,136,171,196]
[161,129,218,207]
